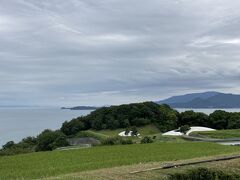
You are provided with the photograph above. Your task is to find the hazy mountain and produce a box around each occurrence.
[157,92,240,108]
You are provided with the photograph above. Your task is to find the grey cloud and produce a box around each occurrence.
[0,0,240,106]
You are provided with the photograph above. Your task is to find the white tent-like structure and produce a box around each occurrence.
[162,126,216,136]
[118,131,140,137]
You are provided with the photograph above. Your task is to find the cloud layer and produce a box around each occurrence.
[0,0,240,106]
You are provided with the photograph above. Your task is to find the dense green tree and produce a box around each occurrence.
[133,118,151,127]
[21,136,37,146]
[36,129,68,151]
[121,118,130,128]
[91,118,104,130]
[179,111,209,127]
[195,112,209,126]
[227,113,240,129]
[61,102,168,135]
[0,138,37,156]
[156,104,178,132]
[2,141,15,150]
[209,110,229,129]
[179,111,197,126]
[179,125,191,134]
[61,117,86,135]
[107,119,120,130]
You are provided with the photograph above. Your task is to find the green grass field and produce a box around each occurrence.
[0,142,240,179]
[55,156,240,180]
[191,129,240,139]
[76,130,109,141]
[76,124,184,144]
[90,124,160,137]
[76,124,161,143]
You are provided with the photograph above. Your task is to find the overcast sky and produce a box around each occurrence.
[0,0,240,106]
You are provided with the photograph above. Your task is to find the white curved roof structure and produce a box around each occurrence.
[162,126,216,136]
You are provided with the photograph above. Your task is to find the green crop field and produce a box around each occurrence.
[0,142,240,179]
[191,129,240,139]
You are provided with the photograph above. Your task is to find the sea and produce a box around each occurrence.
[0,107,240,147]
[0,107,92,147]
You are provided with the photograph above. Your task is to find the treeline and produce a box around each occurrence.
[61,102,179,135]
[1,102,240,155]
[179,110,240,130]
[0,130,69,156]
[61,102,240,137]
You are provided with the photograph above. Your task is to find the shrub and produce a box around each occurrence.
[141,136,153,144]
[2,141,15,150]
[0,138,37,156]
[125,127,130,135]
[179,125,190,135]
[131,126,138,136]
[169,167,240,180]
[102,137,133,145]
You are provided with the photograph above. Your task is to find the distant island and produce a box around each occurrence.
[157,91,240,108]
[61,106,98,110]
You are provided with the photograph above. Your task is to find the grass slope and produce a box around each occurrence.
[76,130,109,141]
[0,142,240,179]
[90,124,160,137]
[191,129,240,139]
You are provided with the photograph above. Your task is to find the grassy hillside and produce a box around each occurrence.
[91,124,160,137]
[75,124,161,143]
[0,142,240,179]
[190,129,240,139]
[76,130,109,141]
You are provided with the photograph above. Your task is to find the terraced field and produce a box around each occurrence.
[0,142,240,179]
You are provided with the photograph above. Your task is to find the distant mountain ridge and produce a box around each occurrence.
[157,91,240,108]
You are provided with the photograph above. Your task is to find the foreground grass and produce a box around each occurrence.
[191,129,240,139]
[49,156,240,180]
[0,142,240,179]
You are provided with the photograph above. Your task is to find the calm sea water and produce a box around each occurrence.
[0,107,92,147]
[1,107,240,147]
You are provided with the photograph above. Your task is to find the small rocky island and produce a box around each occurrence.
[61,106,98,110]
